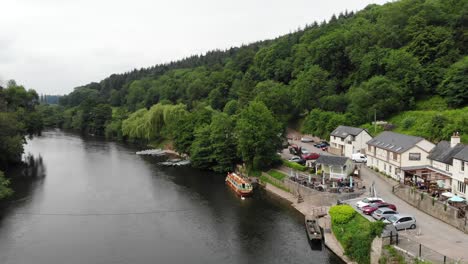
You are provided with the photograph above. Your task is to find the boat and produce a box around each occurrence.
[305,215,323,241]
[225,172,253,197]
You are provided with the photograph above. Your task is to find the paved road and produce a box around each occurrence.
[357,165,468,262]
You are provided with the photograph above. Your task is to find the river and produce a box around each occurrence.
[0,130,342,264]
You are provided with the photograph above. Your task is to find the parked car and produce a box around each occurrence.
[362,202,397,215]
[289,144,301,155]
[301,152,320,160]
[301,137,314,143]
[372,207,398,221]
[314,141,329,148]
[289,156,306,165]
[352,153,367,163]
[356,197,384,210]
[301,148,310,154]
[384,214,416,230]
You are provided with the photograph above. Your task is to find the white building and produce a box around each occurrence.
[330,126,372,158]
[366,131,435,181]
[452,144,468,199]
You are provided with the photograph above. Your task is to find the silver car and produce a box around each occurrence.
[384,214,416,230]
[372,207,398,221]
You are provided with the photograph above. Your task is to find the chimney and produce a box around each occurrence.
[451,132,461,148]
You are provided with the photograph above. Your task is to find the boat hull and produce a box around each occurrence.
[305,216,323,241]
[226,177,253,197]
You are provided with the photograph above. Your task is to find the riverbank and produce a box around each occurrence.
[262,182,356,264]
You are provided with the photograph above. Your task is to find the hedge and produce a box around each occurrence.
[282,160,307,171]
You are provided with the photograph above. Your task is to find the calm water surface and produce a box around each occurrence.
[0,130,342,264]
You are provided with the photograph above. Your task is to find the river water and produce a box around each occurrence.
[0,130,342,264]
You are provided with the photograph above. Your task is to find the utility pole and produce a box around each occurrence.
[374,109,377,134]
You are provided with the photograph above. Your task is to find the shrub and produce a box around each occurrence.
[329,205,356,224]
[282,160,307,171]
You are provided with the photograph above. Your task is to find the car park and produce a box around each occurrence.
[372,208,398,221]
[361,202,397,215]
[384,214,416,230]
[314,141,329,148]
[356,197,384,209]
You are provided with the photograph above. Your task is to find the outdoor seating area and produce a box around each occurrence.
[288,172,363,194]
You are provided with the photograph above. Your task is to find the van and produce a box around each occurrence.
[352,153,367,163]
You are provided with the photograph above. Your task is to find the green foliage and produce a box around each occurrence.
[330,205,385,264]
[302,109,351,139]
[267,170,286,180]
[386,106,468,143]
[260,175,289,192]
[282,159,307,172]
[329,205,357,224]
[236,101,282,171]
[0,170,13,199]
[438,56,468,107]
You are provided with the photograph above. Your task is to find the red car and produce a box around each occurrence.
[362,202,397,215]
[301,152,320,160]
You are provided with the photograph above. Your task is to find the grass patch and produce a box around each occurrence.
[267,170,287,180]
[282,159,307,171]
[260,175,290,192]
[330,205,385,264]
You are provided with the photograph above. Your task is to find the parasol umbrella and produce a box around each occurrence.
[448,196,466,203]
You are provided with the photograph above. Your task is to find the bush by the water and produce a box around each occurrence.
[330,205,385,264]
[329,205,356,224]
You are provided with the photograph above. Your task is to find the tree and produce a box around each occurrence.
[0,170,13,199]
[190,125,214,170]
[235,101,281,171]
[438,56,468,107]
[347,76,408,121]
[292,65,331,112]
[209,113,238,172]
[0,112,25,167]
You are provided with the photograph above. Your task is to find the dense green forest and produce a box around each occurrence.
[0,80,45,198]
[25,0,468,174]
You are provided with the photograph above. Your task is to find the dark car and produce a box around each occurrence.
[301,152,320,160]
[314,141,329,148]
[362,202,397,215]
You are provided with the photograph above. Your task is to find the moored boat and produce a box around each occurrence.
[225,172,253,197]
[305,215,323,241]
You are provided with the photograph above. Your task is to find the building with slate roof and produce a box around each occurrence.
[329,125,372,158]
[365,131,435,181]
[451,133,468,199]
[315,155,353,180]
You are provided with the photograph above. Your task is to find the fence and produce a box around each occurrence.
[382,231,462,263]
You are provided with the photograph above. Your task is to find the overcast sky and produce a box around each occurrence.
[0,0,389,95]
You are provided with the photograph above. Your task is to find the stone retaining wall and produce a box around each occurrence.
[393,185,467,233]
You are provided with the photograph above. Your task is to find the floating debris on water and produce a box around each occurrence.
[158,159,191,167]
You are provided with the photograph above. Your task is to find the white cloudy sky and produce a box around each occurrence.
[0,0,389,95]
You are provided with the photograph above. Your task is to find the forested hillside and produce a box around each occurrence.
[56,0,467,173]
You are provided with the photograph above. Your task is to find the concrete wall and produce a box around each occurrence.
[393,185,467,233]
[370,237,383,264]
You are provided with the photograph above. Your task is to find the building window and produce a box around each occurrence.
[458,181,466,194]
[387,151,390,161]
[409,153,421,161]
[395,168,400,176]
[368,145,371,152]
[384,164,386,171]
[350,136,355,141]
[393,152,397,161]
[446,164,449,172]
[341,138,344,142]
[462,162,465,172]
[389,166,392,173]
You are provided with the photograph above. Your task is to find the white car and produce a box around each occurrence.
[301,148,310,154]
[301,137,314,143]
[356,197,384,210]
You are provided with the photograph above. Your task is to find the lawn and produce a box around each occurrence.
[267,170,287,180]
